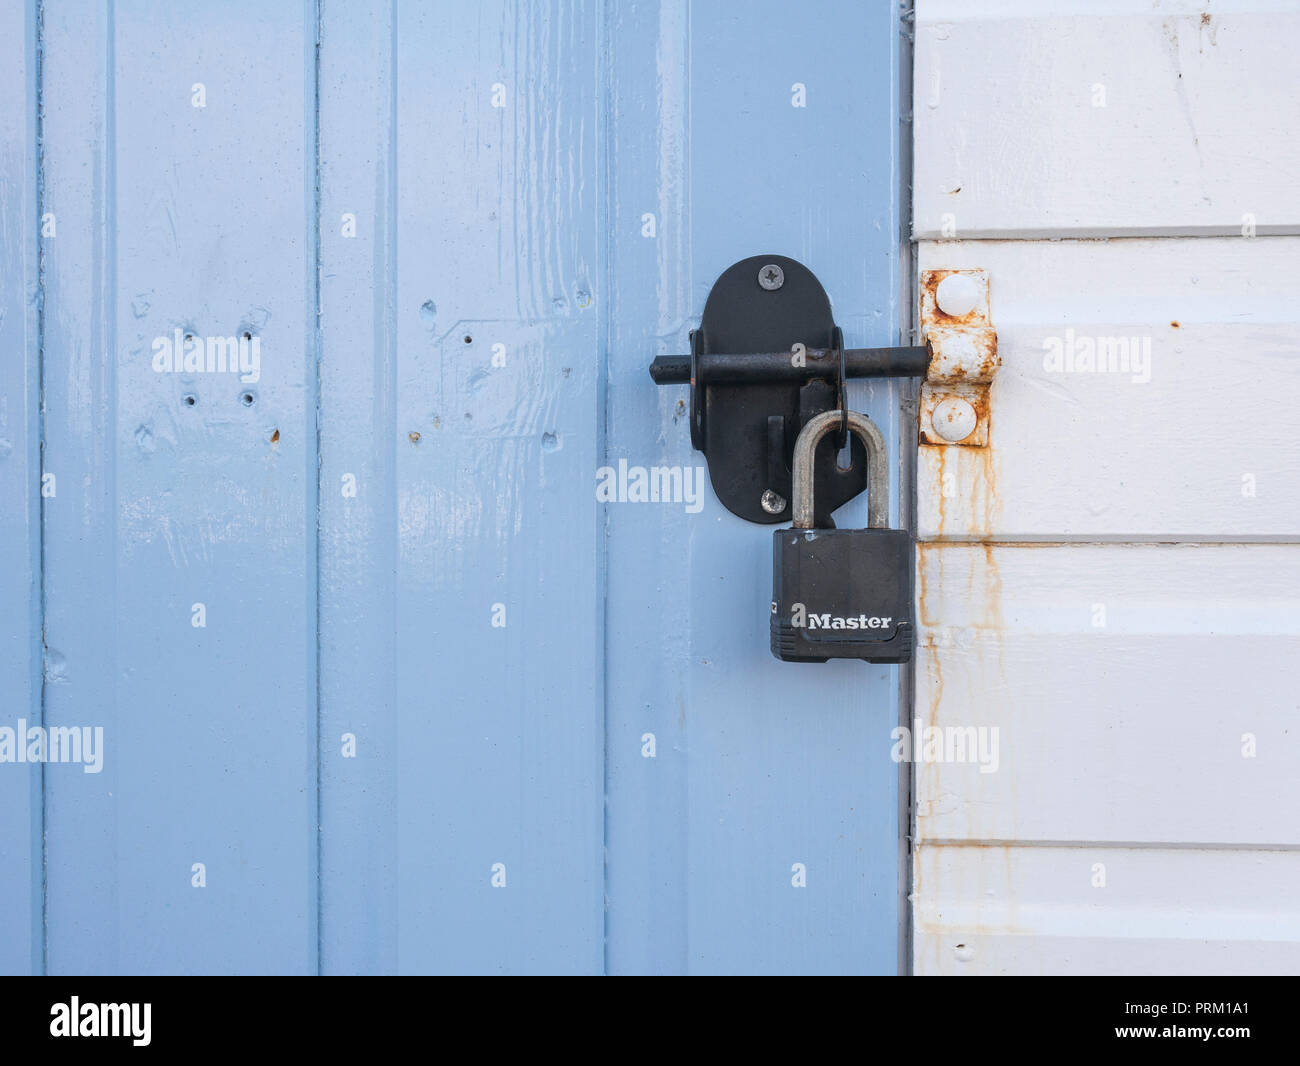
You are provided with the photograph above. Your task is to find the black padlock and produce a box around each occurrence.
[771,410,914,663]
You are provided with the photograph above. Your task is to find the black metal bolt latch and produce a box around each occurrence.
[648,254,931,526]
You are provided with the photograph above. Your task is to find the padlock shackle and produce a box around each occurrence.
[791,410,889,530]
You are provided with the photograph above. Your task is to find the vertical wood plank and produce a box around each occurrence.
[41,0,318,974]
[0,0,42,977]
[603,0,905,974]
[317,0,400,974]
[383,0,605,973]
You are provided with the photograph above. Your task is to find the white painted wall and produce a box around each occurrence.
[912,0,1300,975]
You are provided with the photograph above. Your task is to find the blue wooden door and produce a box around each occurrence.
[1,0,905,975]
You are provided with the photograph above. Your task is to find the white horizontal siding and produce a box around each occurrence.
[916,543,1299,846]
[917,845,1300,976]
[912,0,1299,974]
[914,0,1300,239]
[917,237,1300,541]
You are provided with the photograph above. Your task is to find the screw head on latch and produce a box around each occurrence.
[758,264,785,291]
[761,489,787,514]
[931,395,978,442]
[935,273,981,317]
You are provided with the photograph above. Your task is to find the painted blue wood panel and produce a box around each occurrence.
[383,0,606,974]
[39,0,317,974]
[0,0,42,978]
[317,0,401,976]
[602,0,904,974]
[318,0,610,976]
[2,0,905,975]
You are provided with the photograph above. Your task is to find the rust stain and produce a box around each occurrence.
[1170,320,1181,328]
[916,423,1010,844]
[933,446,948,535]
[916,547,929,631]
[914,269,1023,928]
[978,543,1004,631]
[977,409,1001,535]
[919,402,1002,539]
[269,428,280,444]
[924,555,944,728]
[916,542,946,839]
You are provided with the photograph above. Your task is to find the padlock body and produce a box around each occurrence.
[771,527,914,663]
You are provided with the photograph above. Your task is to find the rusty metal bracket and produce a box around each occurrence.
[918,269,999,447]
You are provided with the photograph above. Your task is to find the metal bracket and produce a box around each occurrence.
[649,254,930,525]
[918,269,999,446]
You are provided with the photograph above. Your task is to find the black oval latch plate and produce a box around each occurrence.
[689,254,867,526]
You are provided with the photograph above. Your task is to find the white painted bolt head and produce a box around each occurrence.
[931,395,978,442]
[935,273,981,317]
